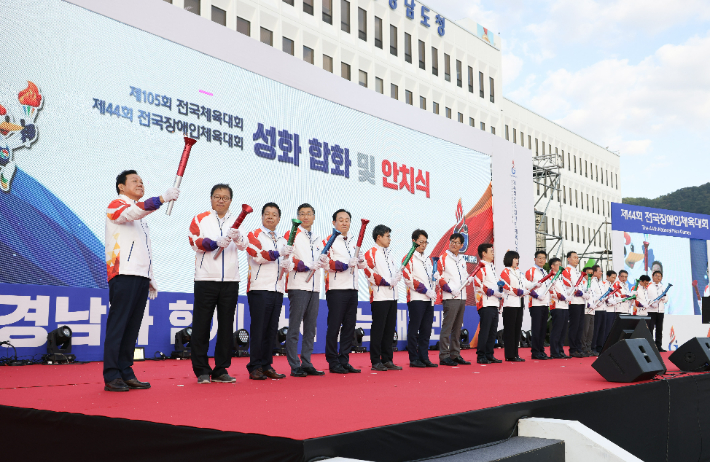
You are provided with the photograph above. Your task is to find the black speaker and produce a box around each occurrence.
[602,314,666,374]
[669,337,710,372]
[592,338,666,383]
[702,297,710,324]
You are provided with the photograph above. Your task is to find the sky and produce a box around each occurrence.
[425,0,710,200]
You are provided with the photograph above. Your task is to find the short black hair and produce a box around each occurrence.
[450,233,464,244]
[503,250,520,267]
[332,209,351,221]
[652,270,663,277]
[262,202,281,217]
[116,169,138,194]
[640,275,651,282]
[535,250,547,258]
[585,267,594,274]
[372,224,391,241]
[566,251,577,259]
[477,243,493,258]
[549,257,561,267]
[412,229,428,241]
[210,183,233,199]
[592,265,600,273]
[607,270,617,277]
[619,269,628,276]
[298,203,315,214]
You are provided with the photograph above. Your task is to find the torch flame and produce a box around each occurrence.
[0,104,6,116]
[18,81,42,107]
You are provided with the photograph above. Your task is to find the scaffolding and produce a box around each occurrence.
[576,220,613,272]
[533,153,563,258]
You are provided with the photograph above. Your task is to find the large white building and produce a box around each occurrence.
[164,0,622,263]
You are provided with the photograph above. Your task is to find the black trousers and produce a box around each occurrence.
[191,281,239,378]
[370,300,398,365]
[407,300,434,362]
[529,305,549,356]
[604,311,618,344]
[549,309,569,357]
[325,289,358,367]
[103,275,150,382]
[476,306,499,358]
[592,310,607,353]
[568,304,585,354]
[647,312,665,349]
[246,290,283,373]
[503,304,524,359]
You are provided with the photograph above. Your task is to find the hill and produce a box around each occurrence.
[623,182,710,215]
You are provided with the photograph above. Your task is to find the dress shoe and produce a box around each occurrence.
[330,364,349,374]
[505,357,525,362]
[262,369,286,379]
[487,356,502,363]
[531,355,548,360]
[343,364,361,373]
[383,361,402,370]
[104,378,129,392]
[440,357,457,366]
[249,368,267,380]
[570,352,584,358]
[452,356,471,365]
[124,378,151,389]
[423,360,439,368]
[290,368,308,377]
[549,354,563,359]
[212,374,236,383]
[302,366,325,376]
[592,351,600,357]
[658,347,667,352]
[371,363,388,371]
[409,359,426,368]
[562,354,572,359]
[477,357,491,364]
[197,375,211,384]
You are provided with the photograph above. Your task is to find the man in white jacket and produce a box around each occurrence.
[188,184,247,384]
[647,270,669,351]
[104,170,179,392]
[472,243,502,364]
[284,203,327,378]
[525,251,551,360]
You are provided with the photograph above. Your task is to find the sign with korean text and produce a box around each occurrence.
[612,203,710,240]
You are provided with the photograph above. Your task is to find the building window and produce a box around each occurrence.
[390,25,397,56]
[573,155,577,173]
[491,126,495,135]
[323,54,333,72]
[283,0,294,5]
[164,0,172,3]
[358,7,366,41]
[577,225,580,243]
[260,27,273,46]
[405,90,413,105]
[616,173,618,189]
[391,83,398,99]
[374,16,383,48]
[513,128,517,144]
[420,96,426,110]
[528,135,531,149]
[446,107,452,119]
[552,219,556,237]
[606,170,609,186]
[341,62,351,80]
[283,37,294,56]
[323,0,332,24]
[521,132,524,146]
[184,0,200,15]
[596,165,599,182]
[479,72,484,98]
[433,102,439,114]
[341,0,350,33]
[469,117,474,127]
[375,77,383,94]
[458,112,463,123]
[418,40,426,70]
[505,125,509,141]
[568,153,571,171]
[456,60,462,87]
[444,54,451,81]
[480,121,485,131]
[237,17,250,36]
[468,66,474,93]
[303,45,314,64]
[303,0,314,15]
[561,150,565,168]
[359,70,367,87]
[587,194,589,211]
[404,33,412,63]
[432,47,439,76]
[211,6,226,25]
[563,187,566,204]
[542,142,545,156]
[535,139,538,155]
[490,77,495,103]
[575,190,578,208]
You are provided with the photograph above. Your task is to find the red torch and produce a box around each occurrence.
[643,241,649,274]
[165,137,196,216]
[454,260,485,294]
[213,204,253,260]
[351,219,370,274]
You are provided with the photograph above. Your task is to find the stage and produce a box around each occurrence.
[2,349,710,461]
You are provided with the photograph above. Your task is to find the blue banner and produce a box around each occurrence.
[612,202,710,240]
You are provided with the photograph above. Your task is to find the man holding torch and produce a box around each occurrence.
[187,184,247,384]
[546,257,570,359]
[103,170,179,392]
[324,210,368,374]
[561,251,588,358]
[525,250,552,360]
[472,243,502,364]
[284,204,326,378]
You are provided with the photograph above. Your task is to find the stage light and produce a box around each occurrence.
[133,347,145,361]
[171,327,192,359]
[460,328,471,349]
[273,327,288,356]
[393,331,398,352]
[44,325,76,363]
[352,327,367,353]
[233,328,250,357]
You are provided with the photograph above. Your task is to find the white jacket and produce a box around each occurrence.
[364,244,399,302]
[403,251,436,304]
[647,282,669,313]
[246,226,287,293]
[561,266,586,306]
[436,250,469,301]
[500,267,534,308]
[284,226,323,292]
[635,285,652,315]
[585,278,605,314]
[324,231,367,291]
[105,194,160,288]
[549,277,568,310]
[473,260,500,308]
[189,209,247,282]
[611,280,634,314]
[525,266,551,307]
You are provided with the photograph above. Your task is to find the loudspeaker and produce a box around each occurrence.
[592,338,666,383]
[669,337,710,372]
[702,297,710,324]
[602,314,666,374]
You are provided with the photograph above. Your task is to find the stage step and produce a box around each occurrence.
[407,436,565,461]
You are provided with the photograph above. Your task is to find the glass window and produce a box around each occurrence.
[433,102,439,114]
[359,70,367,87]
[446,107,451,119]
[480,121,485,130]
[341,0,350,33]
[456,60,462,87]
[390,25,397,56]
[211,6,226,25]
[405,90,413,105]
[184,0,200,15]
[535,139,538,155]
[458,112,463,123]
[573,155,577,172]
[260,27,273,46]
[283,0,294,5]
[404,33,412,63]
[489,77,495,103]
[341,62,351,80]
[303,45,314,64]
[468,66,473,93]
[431,47,438,76]
[505,125,509,141]
[322,0,332,24]
[236,17,250,36]
[513,128,517,144]
[491,126,495,135]
[418,40,425,70]
[420,96,426,110]
[283,37,294,56]
[374,16,383,48]
[479,71,484,98]
[323,54,333,72]
[521,132,524,146]
[528,135,531,149]
[444,54,451,81]
[469,117,474,127]
[358,7,366,41]
[303,0,314,15]
[391,83,398,99]
[375,77,383,94]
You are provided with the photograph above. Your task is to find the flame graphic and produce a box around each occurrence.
[455,198,464,224]
[18,81,42,107]
[670,326,676,344]
[0,104,6,116]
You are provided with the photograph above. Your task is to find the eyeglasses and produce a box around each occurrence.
[298,212,314,217]
[212,195,231,202]
[450,241,463,246]
[416,241,428,245]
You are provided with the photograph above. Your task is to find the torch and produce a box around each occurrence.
[453,260,485,295]
[166,136,196,216]
[305,228,341,283]
[277,218,303,280]
[538,267,564,298]
[431,256,440,283]
[643,240,649,274]
[400,241,419,274]
[651,283,673,304]
[213,204,253,260]
[351,219,370,274]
